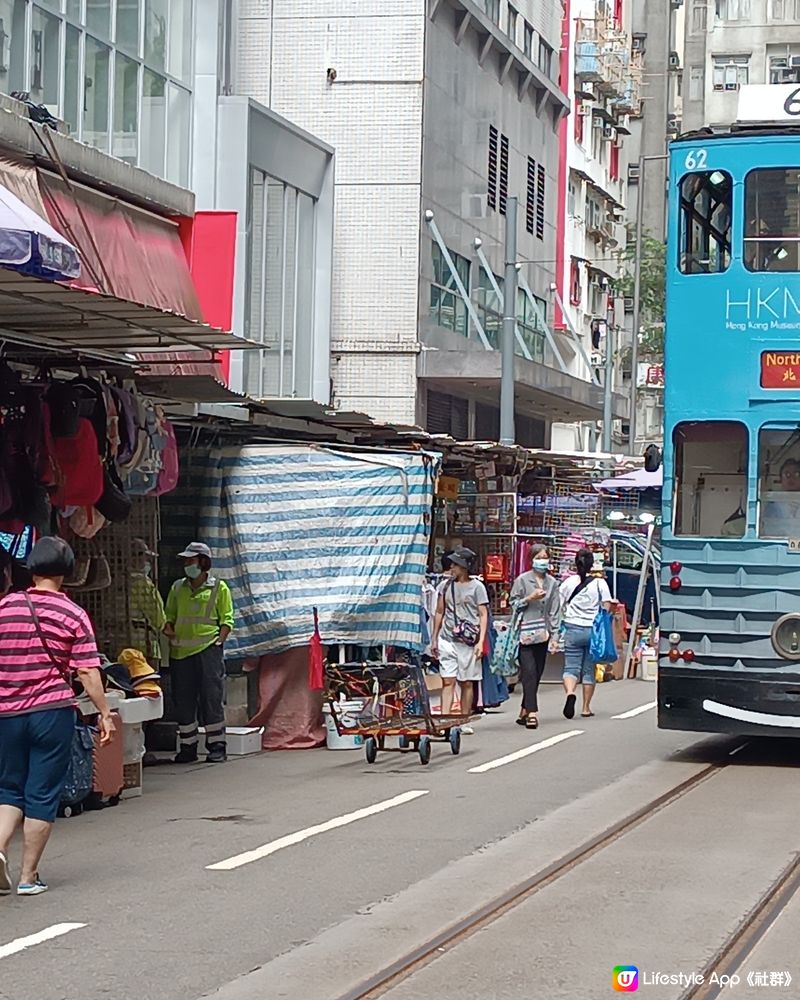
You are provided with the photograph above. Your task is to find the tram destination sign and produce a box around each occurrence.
[738,83,800,124]
[760,351,800,388]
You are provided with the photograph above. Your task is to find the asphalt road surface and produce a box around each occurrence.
[1,679,798,1000]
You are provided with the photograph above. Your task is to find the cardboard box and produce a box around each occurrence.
[121,761,142,799]
[226,727,264,755]
[436,475,460,500]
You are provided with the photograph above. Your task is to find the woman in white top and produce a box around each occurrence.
[558,547,612,720]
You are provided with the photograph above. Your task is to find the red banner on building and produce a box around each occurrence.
[761,352,800,388]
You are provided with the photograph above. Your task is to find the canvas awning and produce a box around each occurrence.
[0,268,260,360]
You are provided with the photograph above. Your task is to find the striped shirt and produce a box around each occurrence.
[0,588,102,717]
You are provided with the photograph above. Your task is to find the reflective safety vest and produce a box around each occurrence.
[165,576,235,660]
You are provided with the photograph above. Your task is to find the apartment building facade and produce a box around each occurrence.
[235,0,627,444]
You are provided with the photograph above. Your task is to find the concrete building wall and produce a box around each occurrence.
[682,0,800,131]
[233,0,425,423]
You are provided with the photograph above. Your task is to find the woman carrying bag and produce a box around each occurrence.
[558,547,612,721]
[0,538,114,898]
[510,544,560,729]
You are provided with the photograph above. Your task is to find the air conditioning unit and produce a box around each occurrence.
[602,123,615,140]
[578,104,592,116]
[592,117,605,129]
[791,55,800,69]
[623,296,634,312]
[668,51,681,69]
[628,163,640,181]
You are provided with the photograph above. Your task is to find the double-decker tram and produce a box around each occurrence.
[659,84,800,736]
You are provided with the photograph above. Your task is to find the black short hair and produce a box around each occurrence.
[27,536,75,579]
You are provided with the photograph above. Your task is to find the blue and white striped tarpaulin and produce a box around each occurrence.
[195,446,440,658]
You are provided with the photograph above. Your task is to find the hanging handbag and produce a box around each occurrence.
[449,579,480,647]
[589,601,618,665]
[490,605,523,677]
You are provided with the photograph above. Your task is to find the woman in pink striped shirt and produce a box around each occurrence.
[0,538,114,897]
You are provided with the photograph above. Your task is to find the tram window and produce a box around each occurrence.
[673,422,747,537]
[745,169,800,272]
[678,170,732,275]
[758,427,800,538]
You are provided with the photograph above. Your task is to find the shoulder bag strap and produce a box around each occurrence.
[567,578,591,606]
[23,592,72,685]
[449,577,461,627]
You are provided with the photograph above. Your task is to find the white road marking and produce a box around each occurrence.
[0,923,87,961]
[468,730,584,774]
[207,790,430,871]
[612,701,657,720]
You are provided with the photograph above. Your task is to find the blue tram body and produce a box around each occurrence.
[659,121,800,736]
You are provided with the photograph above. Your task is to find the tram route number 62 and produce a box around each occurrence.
[684,149,708,170]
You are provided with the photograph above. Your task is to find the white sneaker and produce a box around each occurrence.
[17,876,48,896]
[0,852,10,895]
[460,725,475,735]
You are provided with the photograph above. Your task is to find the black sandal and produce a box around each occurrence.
[525,714,539,729]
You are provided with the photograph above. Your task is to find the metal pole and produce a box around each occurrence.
[500,196,518,446]
[629,153,646,457]
[602,322,614,453]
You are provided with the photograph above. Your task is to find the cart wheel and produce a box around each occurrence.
[365,737,378,764]
[62,805,74,819]
[449,728,461,756]
[398,735,409,750]
[418,736,431,765]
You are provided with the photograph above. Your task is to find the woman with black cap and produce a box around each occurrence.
[0,537,114,898]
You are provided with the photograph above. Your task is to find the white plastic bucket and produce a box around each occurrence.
[323,701,366,750]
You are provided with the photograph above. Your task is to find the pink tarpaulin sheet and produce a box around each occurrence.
[247,647,326,750]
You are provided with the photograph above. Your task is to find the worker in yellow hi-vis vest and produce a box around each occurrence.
[164,542,234,764]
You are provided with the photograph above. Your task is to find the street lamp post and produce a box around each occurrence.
[500,196,518,446]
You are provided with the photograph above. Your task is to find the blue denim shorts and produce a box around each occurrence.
[0,708,75,822]
[563,624,595,686]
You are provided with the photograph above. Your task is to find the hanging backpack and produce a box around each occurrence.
[51,419,104,509]
[111,386,138,467]
[95,462,132,523]
[69,506,107,539]
[153,414,179,496]
[124,398,163,496]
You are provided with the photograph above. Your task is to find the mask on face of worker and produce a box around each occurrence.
[533,559,549,573]
[184,563,202,580]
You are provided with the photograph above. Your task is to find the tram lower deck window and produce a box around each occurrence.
[678,170,732,274]
[745,169,800,272]
[673,422,747,537]
[758,427,800,538]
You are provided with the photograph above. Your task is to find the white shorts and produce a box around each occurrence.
[439,637,482,682]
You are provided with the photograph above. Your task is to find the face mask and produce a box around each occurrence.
[143,564,152,578]
[184,564,202,580]
[533,560,549,573]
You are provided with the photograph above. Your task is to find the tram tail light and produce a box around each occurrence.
[668,648,681,663]
[669,576,682,592]
[682,649,695,663]
[670,561,683,575]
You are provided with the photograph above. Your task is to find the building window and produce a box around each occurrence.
[499,132,509,216]
[429,242,470,337]
[567,180,576,217]
[244,169,318,400]
[538,38,554,78]
[536,162,545,241]
[526,157,536,234]
[488,124,498,211]
[610,142,619,182]
[771,0,800,18]
[758,427,800,538]
[672,422,748,537]
[712,55,749,91]
[507,4,518,42]
[475,268,503,348]
[715,0,751,18]
[569,259,582,306]
[517,289,545,362]
[484,0,500,25]
[692,0,708,31]
[523,20,533,59]
[678,170,732,274]
[769,52,800,85]
[4,0,193,184]
[745,168,800,273]
[689,66,705,100]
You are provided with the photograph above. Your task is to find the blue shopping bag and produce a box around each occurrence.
[490,606,523,677]
[589,609,618,664]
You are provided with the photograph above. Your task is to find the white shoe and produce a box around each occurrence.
[0,852,10,895]
[460,725,475,735]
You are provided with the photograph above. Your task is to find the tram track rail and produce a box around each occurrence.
[338,746,741,1000]
[678,853,800,1000]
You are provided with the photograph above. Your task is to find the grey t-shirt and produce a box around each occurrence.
[437,578,489,641]
[510,571,560,630]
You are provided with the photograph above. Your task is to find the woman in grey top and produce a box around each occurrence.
[510,544,561,729]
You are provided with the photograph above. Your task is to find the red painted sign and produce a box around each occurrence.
[761,352,800,388]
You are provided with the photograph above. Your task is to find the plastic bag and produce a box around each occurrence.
[589,609,618,664]
[490,607,522,677]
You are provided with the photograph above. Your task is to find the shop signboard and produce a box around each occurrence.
[436,475,460,500]
[637,363,665,389]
